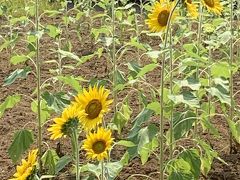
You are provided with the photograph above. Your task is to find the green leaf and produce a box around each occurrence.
[4,67,31,86]
[113,102,132,134]
[147,101,161,115]
[0,95,21,118]
[8,129,34,163]
[117,140,136,147]
[128,109,153,139]
[136,63,158,78]
[227,119,240,144]
[219,31,231,44]
[175,77,201,91]
[127,61,141,79]
[167,158,193,180]
[168,91,199,108]
[10,55,28,65]
[55,155,72,174]
[106,162,123,180]
[179,149,201,179]
[42,149,59,175]
[46,25,61,38]
[207,85,230,105]
[57,75,82,92]
[211,62,231,78]
[173,111,196,140]
[42,92,70,113]
[31,100,51,124]
[58,49,80,61]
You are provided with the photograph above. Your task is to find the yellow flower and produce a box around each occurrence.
[74,85,112,131]
[185,0,199,18]
[146,0,178,32]
[82,128,113,161]
[48,104,80,140]
[201,0,223,15]
[10,149,38,180]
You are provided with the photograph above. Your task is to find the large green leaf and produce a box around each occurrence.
[10,55,28,65]
[128,109,153,139]
[46,25,61,39]
[42,149,59,175]
[147,101,161,115]
[42,92,70,113]
[168,91,199,108]
[227,119,240,144]
[57,75,83,92]
[179,149,201,179]
[175,77,201,91]
[55,155,72,174]
[0,94,21,118]
[31,100,51,124]
[8,129,34,163]
[167,158,193,180]
[105,162,123,180]
[207,85,230,105]
[136,63,158,78]
[4,67,31,86]
[173,111,196,140]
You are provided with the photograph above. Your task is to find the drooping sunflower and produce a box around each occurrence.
[48,104,80,140]
[82,127,113,161]
[74,85,112,131]
[10,149,38,180]
[185,0,199,18]
[201,0,223,15]
[146,0,178,32]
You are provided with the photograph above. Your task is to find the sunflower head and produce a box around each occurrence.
[82,127,113,161]
[201,0,223,15]
[146,0,178,32]
[185,0,199,18]
[48,104,81,140]
[10,149,38,180]
[74,85,112,131]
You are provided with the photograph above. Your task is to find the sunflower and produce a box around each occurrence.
[74,85,112,131]
[82,128,113,161]
[146,0,178,32]
[201,0,223,15]
[48,104,80,140]
[185,0,199,18]
[10,149,38,180]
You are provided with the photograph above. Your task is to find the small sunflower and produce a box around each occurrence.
[48,104,80,140]
[74,85,112,131]
[10,149,38,180]
[82,128,113,161]
[146,0,178,32]
[185,0,199,18]
[201,0,223,15]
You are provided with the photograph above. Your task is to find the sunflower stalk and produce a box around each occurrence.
[71,130,80,180]
[194,2,203,139]
[229,0,234,153]
[111,0,117,116]
[101,161,105,180]
[159,0,181,179]
[35,0,42,173]
[169,25,174,159]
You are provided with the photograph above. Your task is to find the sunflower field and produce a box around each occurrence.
[0,0,240,179]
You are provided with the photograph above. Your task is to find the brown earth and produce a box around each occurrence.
[0,9,240,180]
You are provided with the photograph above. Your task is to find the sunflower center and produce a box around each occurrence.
[187,0,192,3]
[92,140,106,154]
[204,0,215,7]
[157,10,170,27]
[85,99,102,119]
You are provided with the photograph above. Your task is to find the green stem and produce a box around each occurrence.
[159,1,180,179]
[229,0,234,153]
[72,130,80,180]
[101,161,104,180]
[208,45,211,124]
[35,0,42,173]
[111,0,117,115]
[169,26,173,159]
[194,3,203,139]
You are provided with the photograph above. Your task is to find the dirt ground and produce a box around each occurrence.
[0,10,240,180]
